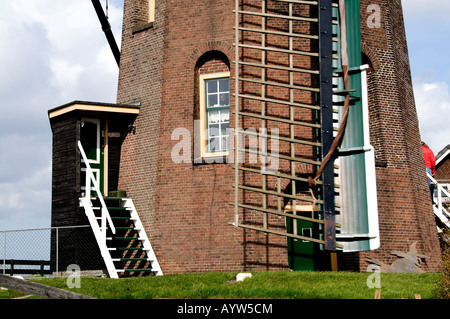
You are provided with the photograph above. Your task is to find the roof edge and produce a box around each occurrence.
[48,100,141,119]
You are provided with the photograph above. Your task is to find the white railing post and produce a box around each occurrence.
[101,207,107,243]
[84,167,90,198]
[78,141,118,278]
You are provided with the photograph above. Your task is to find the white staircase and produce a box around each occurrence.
[428,172,450,238]
[78,141,163,278]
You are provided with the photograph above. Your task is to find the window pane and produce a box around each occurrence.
[220,109,229,123]
[221,122,229,135]
[208,109,220,123]
[209,124,220,137]
[209,137,220,152]
[219,93,229,106]
[207,80,217,93]
[80,121,99,161]
[219,78,229,92]
[208,94,218,107]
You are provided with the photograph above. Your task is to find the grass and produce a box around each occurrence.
[0,271,443,299]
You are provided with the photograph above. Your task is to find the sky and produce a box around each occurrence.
[0,1,448,231]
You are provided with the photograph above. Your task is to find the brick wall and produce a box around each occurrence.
[237,0,320,270]
[116,0,166,267]
[435,155,450,182]
[115,0,442,273]
[338,0,442,271]
[117,0,245,273]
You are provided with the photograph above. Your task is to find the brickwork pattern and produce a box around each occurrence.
[115,0,442,273]
[436,157,450,182]
[116,0,167,267]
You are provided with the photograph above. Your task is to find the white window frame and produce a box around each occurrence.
[302,228,312,242]
[80,117,101,165]
[149,0,155,23]
[199,72,230,158]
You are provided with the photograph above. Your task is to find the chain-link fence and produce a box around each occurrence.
[0,226,105,277]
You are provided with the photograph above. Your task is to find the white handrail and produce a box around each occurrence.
[428,172,450,198]
[78,141,116,235]
[427,172,450,228]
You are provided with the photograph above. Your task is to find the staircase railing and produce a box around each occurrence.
[427,172,450,229]
[78,140,118,278]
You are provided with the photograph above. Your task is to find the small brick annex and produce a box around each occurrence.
[108,0,442,273]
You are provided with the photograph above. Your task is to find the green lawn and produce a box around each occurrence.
[1,271,443,299]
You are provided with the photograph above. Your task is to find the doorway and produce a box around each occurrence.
[80,117,106,196]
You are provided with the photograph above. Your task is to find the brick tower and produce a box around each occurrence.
[112,0,442,273]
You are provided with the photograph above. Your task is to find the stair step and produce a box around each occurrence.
[112,258,149,262]
[104,197,126,201]
[115,226,137,230]
[111,216,133,220]
[106,237,142,241]
[118,269,154,273]
[80,192,162,278]
[115,247,147,251]
[111,237,143,241]
[108,207,131,211]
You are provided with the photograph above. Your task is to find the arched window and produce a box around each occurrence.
[194,51,231,162]
[362,52,387,167]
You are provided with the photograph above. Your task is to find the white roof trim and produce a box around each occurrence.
[437,149,450,166]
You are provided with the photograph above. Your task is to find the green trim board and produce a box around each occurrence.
[80,117,106,196]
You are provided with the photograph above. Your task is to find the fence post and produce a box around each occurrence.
[56,227,59,275]
[2,232,5,275]
[40,260,44,276]
[10,260,14,276]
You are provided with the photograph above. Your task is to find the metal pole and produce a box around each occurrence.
[91,0,121,67]
[234,0,240,228]
[319,0,336,250]
[2,232,5,275]
[55,227,59,275]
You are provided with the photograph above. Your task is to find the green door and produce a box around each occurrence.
[286,212,316,271]
[80,117,105,196]
[286,211,333,270]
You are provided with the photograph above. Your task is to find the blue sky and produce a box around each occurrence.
[402,0,450,154]
[0,1,448,231]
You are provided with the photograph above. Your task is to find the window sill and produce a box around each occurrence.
[132,22,154,34]
[375,160,388,168]
[194,155,229,165]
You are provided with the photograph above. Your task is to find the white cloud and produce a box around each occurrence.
[0,1,122,230]
[0,164,51,230]
[403,1,450,155]
[414,78,450,154]
[50,60,86,101]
